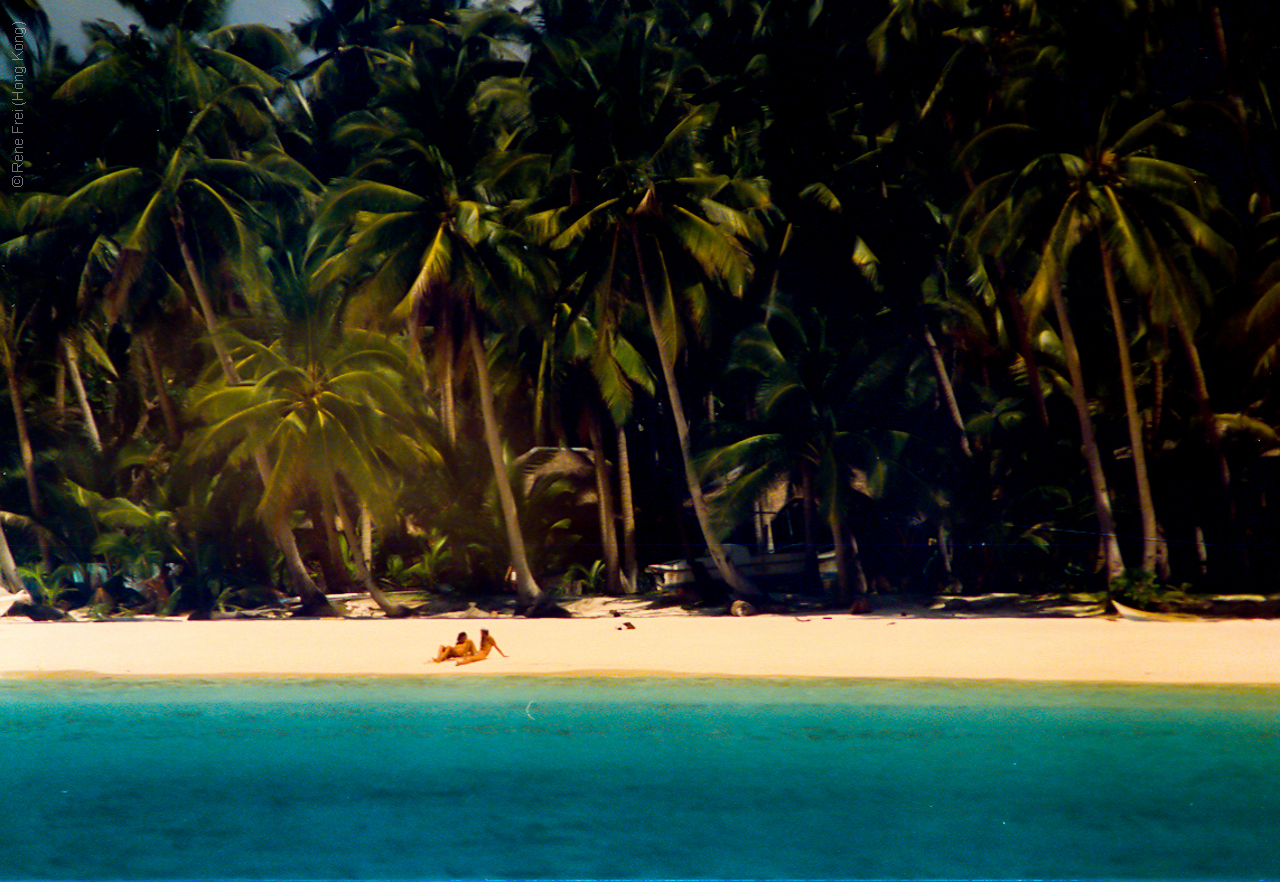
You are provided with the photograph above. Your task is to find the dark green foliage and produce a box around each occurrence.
[6,0,1280,611]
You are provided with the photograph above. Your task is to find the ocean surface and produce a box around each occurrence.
[2,676,1279,881]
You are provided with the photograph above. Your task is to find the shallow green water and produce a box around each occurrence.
[2,676,1278,880]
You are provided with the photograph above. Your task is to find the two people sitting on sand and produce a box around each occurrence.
[433,629,506,665]
[434,631,475,662]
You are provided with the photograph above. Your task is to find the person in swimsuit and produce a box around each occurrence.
[433,632,476,662]
[456,629,506,665]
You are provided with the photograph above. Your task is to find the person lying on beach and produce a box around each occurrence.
[434,632,476,662]
[456,629,506,666]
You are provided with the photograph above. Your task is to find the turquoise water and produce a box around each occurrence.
[2,677,1279,881]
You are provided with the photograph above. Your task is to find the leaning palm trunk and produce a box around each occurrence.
[617,424,639,594]
[332,482,409,617]
[921,320,972,459]
[55,359,66,420]
[1049,283,1126,583]
[633,231,758,598]
[1170,305,1232,496]
[466,322,542,604]
[5,366,50,571]
[61,336,102,453]
[270,516,337,616]
[172,203,338,616]
[313,494,350,594]
[140,329,181,448]
[0,520,24,594]
[172,206,238,381]
[438,315,459,445]
[1100,243,1162,575]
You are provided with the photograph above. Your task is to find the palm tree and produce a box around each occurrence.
[523,11,770,595]
[704,301,874,604]
[0,297,50,570]
[535,169,770,597]
[551,306,655,593]
[188,328,427,615]
[54,62,336,609]
[962,104,1234,581]
[312,168,555,607]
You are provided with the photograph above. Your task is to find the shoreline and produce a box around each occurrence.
[5,612,1280,685]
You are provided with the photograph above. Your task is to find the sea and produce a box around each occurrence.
[2,675,1278,881]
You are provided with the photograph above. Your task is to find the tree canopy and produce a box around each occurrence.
[3,0,1280,617]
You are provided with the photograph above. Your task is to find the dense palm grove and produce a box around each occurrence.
[2,0,1280,617]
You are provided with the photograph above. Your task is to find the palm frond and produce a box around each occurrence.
[668,205,751,296]
[1022,200,1083,328]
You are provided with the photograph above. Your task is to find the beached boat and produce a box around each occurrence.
[0,591,25,617]
[1110,598,1198,621]
[646,545,835,593]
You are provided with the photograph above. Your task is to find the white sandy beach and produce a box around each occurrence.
[4,605,1280,683]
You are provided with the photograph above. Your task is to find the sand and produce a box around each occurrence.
[4,603,1280,683]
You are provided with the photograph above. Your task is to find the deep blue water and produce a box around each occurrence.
[2,676,1279,881]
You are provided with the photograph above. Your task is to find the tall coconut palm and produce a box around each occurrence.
[312,167,555,606]
[533,169,769,597]
[524,14,771,595]
[549,305,654,593]
[962,104,1234,581]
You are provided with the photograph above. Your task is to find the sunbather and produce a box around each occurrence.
[456,629,506,665]
[434,632,476,662]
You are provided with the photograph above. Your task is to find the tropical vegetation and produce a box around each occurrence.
[3,0,1280,617]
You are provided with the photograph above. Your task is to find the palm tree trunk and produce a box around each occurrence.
[332,479,408,617]
[467,321,542,603]
[313,494,348,595]
[271,518,338,616]
[61,336,103,453]
[0,520,24,594]
[1100,241,1160,575]
[828,499,868,605]
[937,519,954,581]
[1049,283,1126,583]
[534,335,553,448]
[172,204,238,381]
[172,202,337,615]
[1170,302,1235,580]
[617,423,639,594]
[55,358,66,421]
[360,500,373,568]
[633,230,758,598]
[441,314,458,445]
[5,366,50,570]
[921,320,972,458]
[1150,353,1165,441]
[587,408,622,594]
[141,329,181,448]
